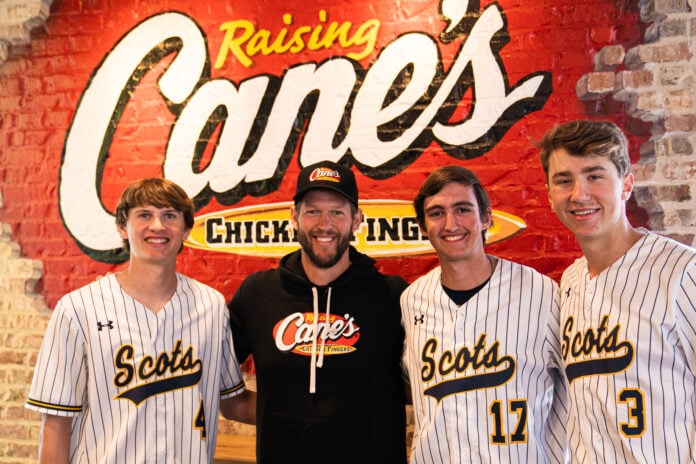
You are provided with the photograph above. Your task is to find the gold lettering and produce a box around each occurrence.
[247,29,272,57]
[346,19,380,60]
[214,11,381,69]
[288,26,312,53]
[563,315,629,360]
[268,14,294,54]
[216,20,255,68]
[421,334,510,381]
[113,341,202,389]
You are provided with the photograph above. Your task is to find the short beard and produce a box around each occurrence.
[297,229,352,269]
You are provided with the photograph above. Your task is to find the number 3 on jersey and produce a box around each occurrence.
[489,399,527,445]
[618,388,645,437]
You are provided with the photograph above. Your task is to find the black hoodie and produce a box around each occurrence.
[229,246,407,464]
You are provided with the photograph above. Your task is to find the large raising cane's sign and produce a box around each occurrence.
[59,0,551,263]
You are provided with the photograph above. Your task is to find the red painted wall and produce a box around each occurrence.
[0,0,647,308]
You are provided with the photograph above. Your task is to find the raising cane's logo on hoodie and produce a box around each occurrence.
[273,312,361,355]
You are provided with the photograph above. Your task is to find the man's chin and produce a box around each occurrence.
[309,254,340,269]
[305,246,344,269]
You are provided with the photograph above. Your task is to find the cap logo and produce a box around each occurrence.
[309,167,341,183]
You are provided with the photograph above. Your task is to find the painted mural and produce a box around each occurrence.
[0,0,646,307]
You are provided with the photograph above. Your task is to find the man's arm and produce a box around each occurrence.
[220,389,257,425]
[39,414,73,464]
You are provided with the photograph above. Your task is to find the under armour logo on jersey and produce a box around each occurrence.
[565,287,571,298]
[97,320,114,331]
[414,315,425,325]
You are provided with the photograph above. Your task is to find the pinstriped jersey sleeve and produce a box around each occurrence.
[26,295,87,415]
[178,276,245,399]
[674,253,696,374]
[542,280,570,463]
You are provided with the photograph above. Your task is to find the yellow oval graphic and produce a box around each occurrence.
[185,200,525,257]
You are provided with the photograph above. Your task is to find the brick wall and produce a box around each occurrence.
[1,0,695,462]
[0,215,49,463]
[0,2,54,462]
[577,0,696,246]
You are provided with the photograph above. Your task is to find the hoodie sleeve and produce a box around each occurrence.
[228,280,253,363]
[386,275,408,307]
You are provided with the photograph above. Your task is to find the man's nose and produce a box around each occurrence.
[570,180,589,200]
[149,216,165,230]
[444,212,458,230]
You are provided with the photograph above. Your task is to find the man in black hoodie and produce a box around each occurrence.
[228,161,408,464]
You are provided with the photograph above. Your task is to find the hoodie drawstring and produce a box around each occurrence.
[309,286,332,394]
[318,287,331,369]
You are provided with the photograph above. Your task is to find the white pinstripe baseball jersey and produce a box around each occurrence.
[401,257,567,464]
[560,231,696,463]
[26,273,245,464]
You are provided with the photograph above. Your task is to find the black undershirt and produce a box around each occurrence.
[442,277,491,306]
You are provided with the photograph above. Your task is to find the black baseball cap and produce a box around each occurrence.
[293,161,358,206]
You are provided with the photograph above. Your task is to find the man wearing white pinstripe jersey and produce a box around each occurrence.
[401,166,568,463]
[538,120,696,463]
[26,178,252,463]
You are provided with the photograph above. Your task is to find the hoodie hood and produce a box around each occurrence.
[278,246,380,393]
[278,245,380,292]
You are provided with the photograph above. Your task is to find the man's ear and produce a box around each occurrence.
[117,224,128,240]
[290,205,299,230]
[352,208,364,232]
[482,207,493,229]
[621,172,635,202]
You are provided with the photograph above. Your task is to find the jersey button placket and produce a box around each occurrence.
[454,314,472,464]
[151,313,169,463]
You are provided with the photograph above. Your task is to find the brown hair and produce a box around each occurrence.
[413,166,491,243]
[535,120,630,180]
[115,178,194,251]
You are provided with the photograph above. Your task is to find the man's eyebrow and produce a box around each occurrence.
[581,165,609,174]
[132,206,179,212]
[551,165,608,178]
[550,170,571,179]
[424,200,475,212]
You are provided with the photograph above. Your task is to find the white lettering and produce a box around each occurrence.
[274,312,360,352]
[59,3,550,259]
[59,12,207,255]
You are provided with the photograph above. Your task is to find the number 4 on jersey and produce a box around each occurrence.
[194,399,207,439]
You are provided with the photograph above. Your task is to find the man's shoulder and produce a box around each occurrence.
[58,274,113,301]
[243,267,281,283]
[560,255,587,282]
[402,266,441,297]
[51,275,115,319]
[645,230,696,256]
[176,273,226,301]
[370,271,408,296]
[380,272,408,289]
[499,258,557,285]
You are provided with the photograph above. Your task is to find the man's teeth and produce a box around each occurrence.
[573,209,596,216]
[443,235,464,241]
[316,237,333,243]
[147,237,168,243]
